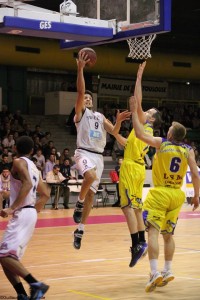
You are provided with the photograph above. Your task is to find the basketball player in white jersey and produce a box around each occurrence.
[73,51,131,249]
[0,136,50,300]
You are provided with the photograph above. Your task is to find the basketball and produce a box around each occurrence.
[78,47,97,67]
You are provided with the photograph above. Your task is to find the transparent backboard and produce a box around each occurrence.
[61,0,171,49]
[73,0,159,28]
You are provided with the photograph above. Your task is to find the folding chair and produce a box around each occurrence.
[95,185,104,208]
[103,185,117,206]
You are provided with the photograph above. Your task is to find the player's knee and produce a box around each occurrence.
[84,170,96,183]
[162,233,173,243]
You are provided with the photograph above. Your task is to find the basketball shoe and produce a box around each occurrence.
[145,271,163,292]
[30,282,49,300]
[73,229,84,249]
[73,201,84,223]
[157,270,175,287]
[129,243,147,267]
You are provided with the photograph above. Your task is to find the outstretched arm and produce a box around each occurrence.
[130,96,162,148]
[134,61,147,124]
[104,110,131,136]
[188,149,200,211]
[74,51,90,122]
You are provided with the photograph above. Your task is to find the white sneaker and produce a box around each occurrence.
[157,270,175,287]
[145,271,163,293]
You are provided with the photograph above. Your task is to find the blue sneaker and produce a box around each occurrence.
[129,243,147,267]
[140,241,148,258]
[18,295,29,300]
[30,282,49,300]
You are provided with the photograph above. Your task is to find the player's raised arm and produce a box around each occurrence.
[134,61,147,124]
[74,51,90,122]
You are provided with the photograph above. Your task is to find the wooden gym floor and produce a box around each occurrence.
[0,203,200,300]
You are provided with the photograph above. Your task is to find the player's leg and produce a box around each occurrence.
[120,163,147,267]
[156,233,175,287]
[120,184,145,267]
[73,168,96,223]
[73,189,95,249]
[135,208,148,257]
[0,257,49,300]
[73,151,97,223]
[145,225,163,292]
[1,264,28,299]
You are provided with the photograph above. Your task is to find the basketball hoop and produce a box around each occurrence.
[127,34,156,60]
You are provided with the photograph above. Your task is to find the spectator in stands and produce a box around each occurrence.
[43,140,54,159]
[0,121,11,140]
[60,158,74,180]
[40,132,51,147]
[31,157,43,179]
[46,164,70,209]
[33,148,45,176]
[32,125,45,139]
[2,133,15,152]
[0,154,11,173]
[43,154,55,180]
[13,131,20,143]
[59,148,71,164]
[10,119,23,133]
[33,136,42,154]
[0,167,10,209]
[20,122,33,136]
[50,147,60,164]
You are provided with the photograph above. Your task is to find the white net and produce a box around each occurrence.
[127,34,157,60]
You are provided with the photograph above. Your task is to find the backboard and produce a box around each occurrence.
[61,0,171,49]
[0,0,171,48]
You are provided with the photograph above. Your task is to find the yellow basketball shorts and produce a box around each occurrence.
[119,161,145,209]
[143,186,185,234]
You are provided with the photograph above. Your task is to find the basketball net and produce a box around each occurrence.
[127,34,156,60]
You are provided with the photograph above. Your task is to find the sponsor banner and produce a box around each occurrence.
[185,168,200,197]
[98,78,168,97]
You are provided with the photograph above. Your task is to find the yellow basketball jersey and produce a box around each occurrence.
[153,139,191,188]
[124,122,153,163]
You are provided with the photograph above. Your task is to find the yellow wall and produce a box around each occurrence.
[0,34,199,81]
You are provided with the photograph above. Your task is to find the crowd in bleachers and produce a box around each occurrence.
[0,104,79,210]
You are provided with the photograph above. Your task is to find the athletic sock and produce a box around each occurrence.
[78,197,84,203]
[78,223,85,231]
[138,230,146,243]
[14,282,28,296]
[149,259,158,275]
[131,232,139,247]
[24,274,37,284]
[163,260,172,272]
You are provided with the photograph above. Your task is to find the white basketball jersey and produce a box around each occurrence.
[76,108,107,153]
[10,157,40,208]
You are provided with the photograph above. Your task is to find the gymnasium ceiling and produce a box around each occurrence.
[32,0,200,55]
